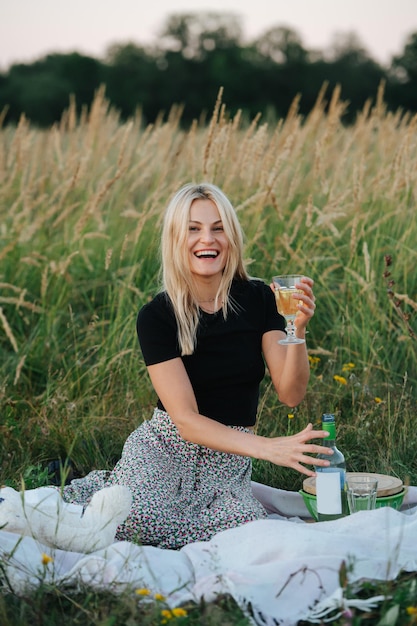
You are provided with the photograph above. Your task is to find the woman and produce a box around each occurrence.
[62,182,332,549]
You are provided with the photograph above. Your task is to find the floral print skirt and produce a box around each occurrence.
[62,408,267,549]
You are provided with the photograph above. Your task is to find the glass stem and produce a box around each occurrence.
[287,319,296,338]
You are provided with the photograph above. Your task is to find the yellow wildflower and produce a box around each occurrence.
[161,609,173,623]
[287,413,295,420]
[308,356,321,366]
[374,397,382,404]
[154,593,166,601]
[407,607,417,619]
[342,362,355,372]
[333,375,347,385]
[135,588,151,596]
[172,607,188,617]
[41,553,53,565]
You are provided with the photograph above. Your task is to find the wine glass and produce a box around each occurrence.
[272,274,305,345]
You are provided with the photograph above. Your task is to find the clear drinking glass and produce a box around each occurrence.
[272,275,305,345]
[346,476,378,513]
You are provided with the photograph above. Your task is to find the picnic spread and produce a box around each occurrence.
[1,480,417,626]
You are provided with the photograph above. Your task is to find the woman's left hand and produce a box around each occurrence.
[292,276,315,332]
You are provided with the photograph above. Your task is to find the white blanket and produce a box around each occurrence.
[1,482,417,626]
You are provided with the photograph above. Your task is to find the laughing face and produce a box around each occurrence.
[188,198,229,284]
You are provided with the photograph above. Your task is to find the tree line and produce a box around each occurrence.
[1,13,416,127]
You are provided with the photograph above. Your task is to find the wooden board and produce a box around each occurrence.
[303,472,403,497]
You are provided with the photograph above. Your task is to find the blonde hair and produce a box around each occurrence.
[161,182,248,355]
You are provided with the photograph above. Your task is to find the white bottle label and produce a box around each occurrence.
[316,472,342,514]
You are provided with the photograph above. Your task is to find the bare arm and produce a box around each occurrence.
[146,355,332,477]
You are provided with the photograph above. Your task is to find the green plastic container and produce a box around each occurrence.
[300,487,406,521]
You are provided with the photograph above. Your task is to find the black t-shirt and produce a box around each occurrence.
[136,278,285,426]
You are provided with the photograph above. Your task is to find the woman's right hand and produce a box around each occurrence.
[263,423,333,477]
[146,358,333,476]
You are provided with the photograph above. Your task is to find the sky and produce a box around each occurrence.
[1,0,416,71]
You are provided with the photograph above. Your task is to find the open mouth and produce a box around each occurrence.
[194,250,219,259]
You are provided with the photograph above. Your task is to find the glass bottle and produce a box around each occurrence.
[316,413,347,521]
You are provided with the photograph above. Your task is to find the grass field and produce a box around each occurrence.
[1,85,416,624]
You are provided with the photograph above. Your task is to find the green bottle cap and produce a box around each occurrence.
[322,413,336,438]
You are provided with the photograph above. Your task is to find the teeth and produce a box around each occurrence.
[195,251,218,258]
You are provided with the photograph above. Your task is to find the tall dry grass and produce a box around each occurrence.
[0,85,416,488]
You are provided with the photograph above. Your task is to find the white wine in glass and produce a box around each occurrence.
[272,274,305,345]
